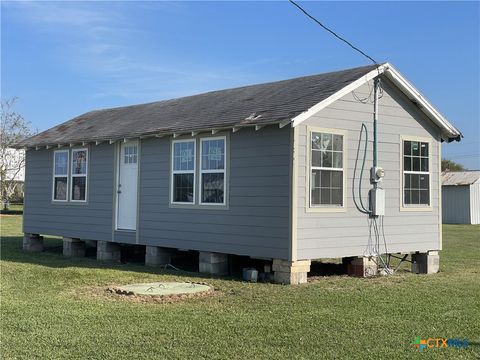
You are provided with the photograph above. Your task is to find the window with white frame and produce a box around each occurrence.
[200,137,226,204]
[53,150,69,201]
[403,140,430,205]
[123,145,137,164]
[71,149,88,202]
[172,140,195,204]
[310,131,344,207]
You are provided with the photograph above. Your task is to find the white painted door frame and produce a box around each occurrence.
[115,140,139,230]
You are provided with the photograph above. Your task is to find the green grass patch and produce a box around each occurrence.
[0,204,23,215]
[1,215,479,359]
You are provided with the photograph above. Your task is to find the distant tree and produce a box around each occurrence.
[1,98,33,210]
[442,158,466,172]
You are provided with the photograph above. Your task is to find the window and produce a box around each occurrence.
[53,150,69,201]
[310,131,344,207]
[71,149,88,202]
[200,137,226,205]
[171,140,195,204]
[123,145,137,164]
[403,140,430,206]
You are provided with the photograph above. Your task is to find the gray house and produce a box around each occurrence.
[442,171,480,224]
[17,63,461,283]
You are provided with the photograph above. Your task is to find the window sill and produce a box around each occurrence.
[305,206,346,213]
[169,203,229,211]
[400,205,433,212]
[51,200,89,206]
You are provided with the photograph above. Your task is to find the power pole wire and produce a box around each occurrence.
[288,0,378,65]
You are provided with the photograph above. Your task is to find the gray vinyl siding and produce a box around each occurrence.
[295,77,442,260]
[138,126,291,259]
[23,143,115,240]
[23,127,291,259]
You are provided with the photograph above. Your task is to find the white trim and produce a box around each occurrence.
[114,142,120,232]
[70,148,88,203]
[115,140,139,231]
[289,126,298,261]
[306,127,347,213]
[383,65,461,140]
[438,140,442,250]
[292,65,387,127]
[199,136,227,206]
[171,138,196,205]
[52,149,69,202]
[291,63,461,140]
[400,135,433,211]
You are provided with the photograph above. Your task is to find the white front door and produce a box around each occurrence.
[116,141,138,230]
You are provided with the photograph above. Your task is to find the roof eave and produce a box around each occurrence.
[17,120,290,150]
[382,64,462,142]
[290,62,462,142]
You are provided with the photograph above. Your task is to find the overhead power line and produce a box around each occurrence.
[288,0,378,65]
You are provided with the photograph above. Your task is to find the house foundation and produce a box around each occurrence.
[199,251,228,275]
[22,233,43,252]
[63,237,86,257]
[97,241,121,262]
[347,256,378,277]
[145,246,172,266]
[412,251,440,274]
[272,259,311,285]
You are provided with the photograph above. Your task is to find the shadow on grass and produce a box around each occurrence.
[0,210,23,215]
[0,235,245,283]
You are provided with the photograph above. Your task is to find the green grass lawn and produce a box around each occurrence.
[1,215,479,359]
[0,204,23,215]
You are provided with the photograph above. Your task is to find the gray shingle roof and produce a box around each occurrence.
[19,64,379,147]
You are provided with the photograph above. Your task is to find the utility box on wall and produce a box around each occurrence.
[370,188,385,216]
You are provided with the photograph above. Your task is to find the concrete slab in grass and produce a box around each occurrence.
[115,282,211,296]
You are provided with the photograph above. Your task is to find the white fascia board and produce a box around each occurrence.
[382,64,461,139]
[292,64,387,127]
[291,62,461,140]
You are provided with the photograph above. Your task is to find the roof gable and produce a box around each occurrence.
[291,63,462,142]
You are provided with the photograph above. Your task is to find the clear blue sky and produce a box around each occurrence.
[2,1,479,168]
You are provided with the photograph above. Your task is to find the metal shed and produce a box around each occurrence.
[442,171,480,224]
